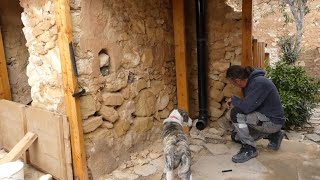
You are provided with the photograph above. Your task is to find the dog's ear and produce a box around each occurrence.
[177,108,189,123]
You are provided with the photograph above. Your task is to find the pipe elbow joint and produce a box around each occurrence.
[196,112,208,130]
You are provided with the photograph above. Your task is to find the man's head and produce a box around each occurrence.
[226,65,254,88]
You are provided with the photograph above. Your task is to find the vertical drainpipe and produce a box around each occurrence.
[195,0,208,130]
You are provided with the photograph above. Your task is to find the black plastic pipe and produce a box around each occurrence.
[195,0,208,130]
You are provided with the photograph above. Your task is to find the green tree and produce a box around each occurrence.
[280,0,309,62]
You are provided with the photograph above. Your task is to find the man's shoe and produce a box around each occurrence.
[267,130,285,150]
[231,131,242,144]
[232,144,258,163]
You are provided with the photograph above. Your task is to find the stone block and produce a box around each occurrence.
[208,100,221,109]
[132,117,154,132]
[104,71,128,92]
[32,27,44,37]
[102,92,124,106]
[150,80,165,95]
[130,79,148,96]
[114,119,131,137]
[99,53,110,68]
[156,93,169,111]
[101,121,114,129]
[122,51,140,69]
[159,109,170,119]
[98,105,119,123]
[223,84,235,97]
[118,101,136,123]
[134,90,156,117]
[209,87,224,102]
[80,95,97,119]
[305,134,320,142]
[83,116,103,133]
[212,81,225,90]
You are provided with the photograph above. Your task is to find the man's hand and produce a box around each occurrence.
[226,98,233,110]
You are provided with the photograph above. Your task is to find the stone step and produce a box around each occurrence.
[285,131,304,141]
[312,110,320,115]
[313,125,320,135]
[305,133,320,142]
[308,118,320,124]
[311,112,320,116]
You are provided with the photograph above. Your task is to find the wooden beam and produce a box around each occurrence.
[172,0,189,112]
[0,132,37,164]
[264,52,270,68]
[241,0,253,66]
[252,39,258,67]
[54,0,88,179]
[259,42,265,68]
[172,0,190,134]
[0,27,12,100]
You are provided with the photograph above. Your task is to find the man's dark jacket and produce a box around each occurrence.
[231,69,285,125]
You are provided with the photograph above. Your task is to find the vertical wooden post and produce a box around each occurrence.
[0,27,12,100]
[259,42,265,68]
[257,42,261,67]
[54,0,88,179]
[252,39,258,67]
[241,0,253,66]
[172,0,190,134]
[264,53,270,68]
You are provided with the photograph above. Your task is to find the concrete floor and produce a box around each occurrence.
[1,134,320,180]
[102,138,320,180]
[191,140,320,180]
[2,106,320,180]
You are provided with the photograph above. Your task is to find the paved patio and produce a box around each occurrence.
[1,106,320,180]
[191,139,320,180]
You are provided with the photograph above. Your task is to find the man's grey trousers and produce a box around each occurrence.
[232,111,282,147]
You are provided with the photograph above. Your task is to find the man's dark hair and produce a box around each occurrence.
[226,65,254,79]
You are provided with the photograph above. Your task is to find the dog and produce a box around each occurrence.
[162,109,193,180]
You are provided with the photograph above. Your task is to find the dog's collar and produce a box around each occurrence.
[170,116,179,121]
[163,115,182,126]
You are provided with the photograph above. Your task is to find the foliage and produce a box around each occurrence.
[277,35,299,64]
[273,0,318,128]
[280,0,310,24]
[267,61,320,128]
[279,0,309,54]
[279,3,294,24]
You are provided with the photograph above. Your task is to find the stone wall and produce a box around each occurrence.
[185,0,242,126]
[71,0,176,178]
[0,0,31,104]
[253,0,320,78]
[19,0,65,113]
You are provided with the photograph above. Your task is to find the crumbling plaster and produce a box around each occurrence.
[71,0,176,178]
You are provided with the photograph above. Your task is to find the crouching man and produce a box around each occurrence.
[226,65,285,163]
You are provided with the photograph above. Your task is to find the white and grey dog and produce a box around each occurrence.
[162,109,193,180]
